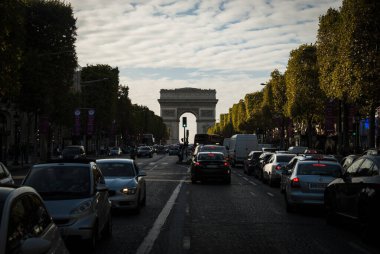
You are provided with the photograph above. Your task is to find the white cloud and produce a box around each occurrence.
[68,0,342,118]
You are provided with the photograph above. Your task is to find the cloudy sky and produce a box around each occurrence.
[68,0,341,122]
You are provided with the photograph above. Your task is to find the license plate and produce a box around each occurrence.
[206,165,218,168]
[309,183,327,189]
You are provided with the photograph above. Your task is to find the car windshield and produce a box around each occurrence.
[297,163,342,177]
[198,153,224,161]
[97,162,136,177]
[23,165,91,200]
[62,147,81,156]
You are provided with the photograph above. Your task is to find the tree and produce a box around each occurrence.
[0,0,25,101]
[285,44,325,147]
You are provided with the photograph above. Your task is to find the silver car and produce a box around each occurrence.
[262,153,296,186]
[22,160,112,250]
[96,159,147,213]
[0,162,14,185]
[0,186,69,254]
[284,160,343,213]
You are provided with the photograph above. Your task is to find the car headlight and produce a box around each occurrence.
[71,200,92,215]
[120,187,137,195]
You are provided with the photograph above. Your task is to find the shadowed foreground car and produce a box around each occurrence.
[0,185,69,254]
[96,159,147,213]
[191,152,231,184]
[22,159,112,251]
[0,162,14,185]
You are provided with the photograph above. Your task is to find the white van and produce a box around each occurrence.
[228,134,259,166]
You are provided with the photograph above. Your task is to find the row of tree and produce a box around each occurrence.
[208,0,380,153]
[1,0,168,153]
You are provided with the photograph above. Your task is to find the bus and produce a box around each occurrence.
[194,134,223,145]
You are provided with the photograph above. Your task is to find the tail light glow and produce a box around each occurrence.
[291,177,300,188]
[224,162,230,167]
[275,165,282,170]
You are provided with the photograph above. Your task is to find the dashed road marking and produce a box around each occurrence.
[250,192,256,196]
[243,177,249,181]
[267,192,274,197]
[149,162,155,165]
[249,181,257,186]
[136,179,185,254]
[272,209,281,215]
[161,162,169,165]
[149,165,158,171]
[183,236,191,250]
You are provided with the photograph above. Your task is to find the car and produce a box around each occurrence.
[22,159,112,250]
[0,185,69,254]
[340,154,359,170]
[109,147,122,156]
[243,151,263,176]
[262,153,296,186]
[191,152,231,184]
[0,162,14,185]
[257,152,274,180]
[284,159,343,213]
[287,146,308,155]
[168,145,180,156]
[280,154,339,193]
[198,145,229,159]
[137,146,153,158]
[324,155,380,238]
[96,159,147,213]
[60,145,86,159]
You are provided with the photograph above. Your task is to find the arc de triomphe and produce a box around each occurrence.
[158,88,218,144]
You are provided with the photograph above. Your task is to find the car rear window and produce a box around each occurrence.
[23,165,91,199]
[297,163,342,177]
[277,155,294,163]
[198,153,224,161]
[97,163,135,177]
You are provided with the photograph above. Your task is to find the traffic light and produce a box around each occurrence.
[182,117,187,127]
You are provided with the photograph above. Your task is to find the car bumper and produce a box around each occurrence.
[192,169,231,180]
[287,190,324,205]
[109,194,139,209]
[54,214,97,241]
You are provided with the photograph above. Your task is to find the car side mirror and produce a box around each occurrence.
[138,171,147,177]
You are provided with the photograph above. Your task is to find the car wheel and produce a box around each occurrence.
[191,178,197,184]
[134,193,141,214]
[325,194,339,226]
[269,175,275,187]
[102,214,113,238]
[224,176,231,184]
[86,223,98,251]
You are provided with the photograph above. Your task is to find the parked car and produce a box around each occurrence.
[60,145,86,159]
[22,159,112,250]
[191,152,231,184]
[137,146,153,158]
[284,159,343,213]
[0,162,14,185]
[324,155,380,238]
[0,185,69,254]
[262,153,296,186]
[96,159,147,213]
[243,151,263,176]
[109,147,122,156]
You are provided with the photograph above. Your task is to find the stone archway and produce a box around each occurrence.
[158,88,218,144]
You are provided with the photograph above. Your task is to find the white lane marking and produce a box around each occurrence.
[272,209,281,215]
[183,236,191,250]
[250,192,256,196]
[249,181,257,186]
[347,242,370,254]
[239,182,243,185]
[267,192,274,197]
[186,205,190,215]
[243,177,249,181]
[237,174,242,177]
[136,179,185,254]
[161,162,169,165]
[149,162,155,165]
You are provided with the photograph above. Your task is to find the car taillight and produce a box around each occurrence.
[275,165,282,170]
[224,162,230,167]
[195,162,201,166]
[291,177,300,188]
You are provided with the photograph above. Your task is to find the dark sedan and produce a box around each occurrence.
[324,155,380,240]
[243,151,263,176]
[191,152,231,184]
[137,146,153,158]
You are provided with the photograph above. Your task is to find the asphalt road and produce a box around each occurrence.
[13,154,380,254]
